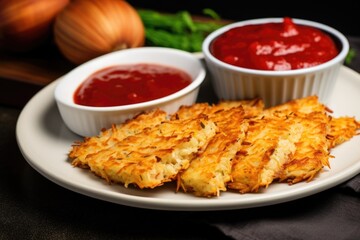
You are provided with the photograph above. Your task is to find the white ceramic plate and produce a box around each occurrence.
[16,66,360,211]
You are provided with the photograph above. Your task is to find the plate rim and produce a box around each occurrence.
[16,66,360,211]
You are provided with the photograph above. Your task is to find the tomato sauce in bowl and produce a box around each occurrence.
[55,47,206,136]
[210,17,339,71]
[202,17,349,108]
[74,63,192,107]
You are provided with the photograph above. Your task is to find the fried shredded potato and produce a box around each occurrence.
[87,114,217,189]
[327,116,360,148]
[70,109,168,168]
[178,106,248,197]
[68,95,360,197]
[228,114,305,193]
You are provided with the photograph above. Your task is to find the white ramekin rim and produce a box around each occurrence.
[54,47,206,112]
[202,17,349,76]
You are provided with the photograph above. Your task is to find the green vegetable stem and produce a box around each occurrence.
[138,9,226,52]
[345,48,356,65]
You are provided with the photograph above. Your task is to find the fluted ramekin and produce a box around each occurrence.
[55,47,206,137]
[202,18,349,107]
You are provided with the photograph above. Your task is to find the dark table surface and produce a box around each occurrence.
[1,9,360,239]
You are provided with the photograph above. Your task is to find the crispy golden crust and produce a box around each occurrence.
[216,98,265,118]
[86,114,217,189]
[171,102,212,121]
[179,106,248,197]
[68,95,360,197]
[171,98,264,121]
[69,109,168,168]
[264,95,326,115]
[228,96,334,193]
[263,96,332,184]
[228,114,304,193]
[278,111,331,184]
[327,116,360,148]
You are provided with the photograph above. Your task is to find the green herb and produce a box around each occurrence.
[138,9,226,52]
[144,29,203,52]
[202,8,221,20]
[345,48,356,65]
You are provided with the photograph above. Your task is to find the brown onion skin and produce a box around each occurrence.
[54,0,145,65]
[0,0,69,52]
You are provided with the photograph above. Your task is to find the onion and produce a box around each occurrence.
[0,0,69,52]
[54,0,145,65]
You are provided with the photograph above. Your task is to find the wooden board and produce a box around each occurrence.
[0,40,75,107]
[0,13,230,108]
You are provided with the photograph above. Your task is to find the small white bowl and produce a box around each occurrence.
[202,18,349,107]
[54,47,206,137]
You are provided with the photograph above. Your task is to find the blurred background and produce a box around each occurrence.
[128,0,360,37]
[1,0,359,107]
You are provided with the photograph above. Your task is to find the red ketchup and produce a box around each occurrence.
[210,17,339,71]
[74,63,192,107]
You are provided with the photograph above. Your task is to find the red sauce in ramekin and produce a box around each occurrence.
[74,63,192,107]
[210,17,339,71]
